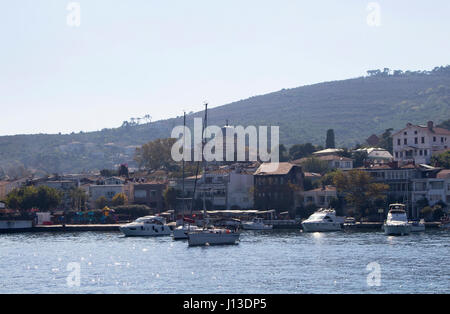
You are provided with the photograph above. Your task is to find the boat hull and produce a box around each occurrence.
[173,225,203,240]
[188,231,240,246]
[120,225,171,237]
[383,223,411,235]
[301,222,342,232]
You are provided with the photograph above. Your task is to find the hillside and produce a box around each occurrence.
[1,67,449,175]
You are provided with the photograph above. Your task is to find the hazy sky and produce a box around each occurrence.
[1,0,449,136]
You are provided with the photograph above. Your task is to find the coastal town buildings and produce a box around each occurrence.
[411,169,450,217]
[303,185,337,208]
[132,182,166,211]
[172,163,256,211]
[393,121,450,165]
[355,147,393,165]
[253,162,304,212]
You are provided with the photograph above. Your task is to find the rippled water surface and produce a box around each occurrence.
[0,230,448,293]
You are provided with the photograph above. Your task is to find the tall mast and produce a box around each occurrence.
[202,103,208,228]
[182,112,186,226]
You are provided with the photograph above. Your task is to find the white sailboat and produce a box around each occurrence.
[187,103,240,246]
[172,112,201,240]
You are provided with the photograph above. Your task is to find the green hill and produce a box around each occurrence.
[1,66,449,175]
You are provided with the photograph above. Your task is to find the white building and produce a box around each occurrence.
[355,147,393,164]
[174,164,255,210]
[412,169,450,213]
[303,186,337,208]
[316,155,354,170]
[393,121,450,165]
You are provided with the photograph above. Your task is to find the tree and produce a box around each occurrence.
[118,164,129,177]
[431,151,450,169]
[352,150,368,168]
[378,128,393,153]
[289,143,316,160]
[333,170,389,217]
[163,187,178,210]
[5,186,62,211]
[437,119,450,130]
[300,157,329,174]
[70,188,87,211]
[134,138,177,171]
[326,129,335,149]
[112,193,127,206]
[278,144,289,162]
[95,196,107,209]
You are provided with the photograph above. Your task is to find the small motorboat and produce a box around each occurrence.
[409,219,426,232]
[242,218,273,230]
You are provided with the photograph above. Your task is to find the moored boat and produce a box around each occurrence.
[242,217,273,230]
[383,204,411,236]
[120,216,172,237]
[188,228,240,246]
[409,219,426,232]
[301,209,343,232]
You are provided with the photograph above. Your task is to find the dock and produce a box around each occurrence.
[0,224,121,234]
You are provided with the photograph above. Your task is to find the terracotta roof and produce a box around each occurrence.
[307,185,337,192]
[254,162,299,176]
[304,172,322,178]
[437,169,450,179]
[316,155,354,162]
[393,123,450,136]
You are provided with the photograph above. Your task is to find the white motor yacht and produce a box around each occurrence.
[301,209,343,232]
[120,216,172,237]
[188,227,240,246]
[242,218,273,230]
[383,204,411,236]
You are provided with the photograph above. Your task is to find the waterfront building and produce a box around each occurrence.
[89,181,132,208]
[172,163,255,211]
[253,162,304,213]
[392,121,450,165]
[303,185,337,208]
[36,180,80,210]
[411,169,450,217]
[361,162,441,218]
[132,182,166,211]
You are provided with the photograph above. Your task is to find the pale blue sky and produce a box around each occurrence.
[1,0,449,135]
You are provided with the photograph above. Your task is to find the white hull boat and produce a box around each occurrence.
[188,229,240,246]
[409,220,425,232]
[242,218,273,230]
[172,224,203,240]
[301,209,343,232]
[384,222,411,235]
[120,216,172,237]
[383,204,411,236]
